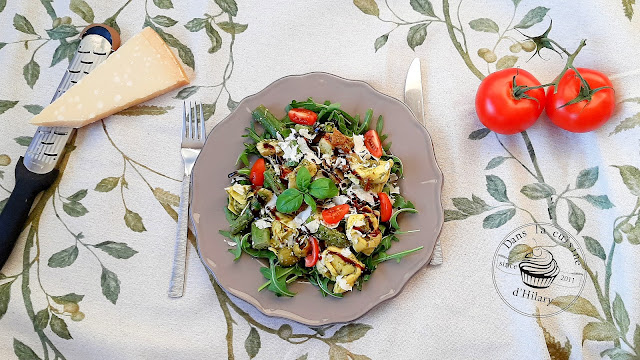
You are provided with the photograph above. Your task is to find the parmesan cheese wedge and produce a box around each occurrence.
[30,27,190,128]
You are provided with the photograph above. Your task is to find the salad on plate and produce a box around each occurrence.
[220,98,422,298]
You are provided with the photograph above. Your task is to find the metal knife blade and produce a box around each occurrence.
[0,25,118,269]
[404,58,425,126]
[403,57,443,266]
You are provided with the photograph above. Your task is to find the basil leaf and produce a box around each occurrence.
[296,167,311,191]
[304,194,316,213]
[309,178,339,199]
[276,188,303,213]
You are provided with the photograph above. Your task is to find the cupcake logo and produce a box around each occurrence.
[492,223,586,318]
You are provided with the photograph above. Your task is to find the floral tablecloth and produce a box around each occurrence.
[1,0,640,359]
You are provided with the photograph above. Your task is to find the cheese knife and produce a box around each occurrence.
[0,24,120,269]
[404,57,443,266]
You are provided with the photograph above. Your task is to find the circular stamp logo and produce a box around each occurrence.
[492,223,586,318]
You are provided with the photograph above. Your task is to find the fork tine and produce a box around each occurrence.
[199,102,205,141]
[194,102,200,140]
[182,101,187,139]
[189,101,194,139]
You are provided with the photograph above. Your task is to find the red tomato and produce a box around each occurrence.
[475,68,546,135]
[322,204,350,225]
[305,236,319,267]
[364,130,383,157]
[249,158,266,186]
[545,68,615,133]
[378,193,392,222]
[288,108,318,126]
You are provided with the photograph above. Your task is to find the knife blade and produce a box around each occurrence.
[404,57,443,266]
[0,25,120,269]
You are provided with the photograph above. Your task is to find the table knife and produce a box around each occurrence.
[404,57,443,266]
[0,24,120,269]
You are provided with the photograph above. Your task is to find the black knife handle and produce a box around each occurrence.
[0,157,58,269]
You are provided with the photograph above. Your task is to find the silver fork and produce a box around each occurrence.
[168,102,205,298]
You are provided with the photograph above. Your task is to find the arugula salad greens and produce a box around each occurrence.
[221,98,421,298]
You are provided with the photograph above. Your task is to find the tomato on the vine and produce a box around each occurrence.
[249,158,266,186]
[545,68,615,133]
[475,68,546,135]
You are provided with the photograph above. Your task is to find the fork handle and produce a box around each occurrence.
[168,174,191,298]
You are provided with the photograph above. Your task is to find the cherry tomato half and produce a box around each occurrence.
[545,68,615,133]
[322,204,350,225]
[288,108,318,126]
[249,158,266,186]
[364,130,383,158]
[475,68,546,135]
[305,236,319,267]
[378,192,392,222]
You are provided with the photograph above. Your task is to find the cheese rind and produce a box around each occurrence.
[30,27,190,128]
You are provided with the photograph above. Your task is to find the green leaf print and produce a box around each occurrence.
[613,293,630,335]
[0,281,11,320]
[277,324,293,340]
[613,165,640,196]
[410,0,436,17]
[48,245,79,268]
[507,244,532,264]
[13,14,37,35]
[486,175,509,202]
[50,314,72,339]
[495,55,518,70]
[582,195,614,209]
[46,25,80,40]
[610,113,640,135]
[94,241,138,259]
[148,23,195,69]
[0,100,18,115]
[514,6,550,29]
[550,296,601,319]
[67,189,87,202]
[582,322,619,344]
[468,128,490,140]
[331,323,373,343]
[95,177,120,192]
[634,324,640,349]
[201,103,216,120]
[374,33,388,52]
[70,0,95,23]
[101,266,121,304]
[217,21,248,34]
[215,0,239,17]
[0,155,10,166]
[51,293,84,304]
[205,23,223,53]
[23,104,43,115]
[23,59,40,89]
[469,18,499,33]
[622,0,634,20]
[175,86,200,99]
[0,43,6,51]
[407,24,428,51]
[566,199,585,233]
[185,18,207,32]
[0,0,5,13]
[244,327,261,359]
[520,183,555,200]
[152,15,178,27]
[583,236,606,260]
[227,98,239,111]
[452,196,489,215]
[444,209,469,221]
[482,208,515,229]
[353,0,380,16]
[14,136,32,146]
[104,16,120,34]
[576,167,598,189]
[13,339,41,360]
[124,209,146,232]
[34,309,50,331]
[600,348,635,360]
[63,201,89,217]
[153,0,173,9]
